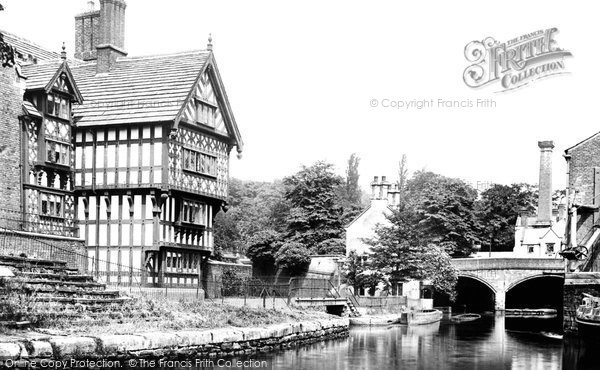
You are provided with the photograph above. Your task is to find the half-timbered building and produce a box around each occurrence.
[0,0,243,287]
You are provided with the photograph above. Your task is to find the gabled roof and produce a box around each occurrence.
[174,53,243,152]
[0,29,60,62]
[22,60,84,103]
[565,131,600,153]
[70,50,211,126]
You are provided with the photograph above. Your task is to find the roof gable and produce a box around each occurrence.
[175,54,243,153]
[22,60,83,103]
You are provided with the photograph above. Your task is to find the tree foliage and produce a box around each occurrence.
[284,161,345,253]
[407,171,480,257]
[475,183,538,252]
[245,229,282,268]
[274,241,311,274]
[366,200,458,297]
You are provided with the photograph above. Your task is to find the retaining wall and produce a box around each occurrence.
[563,272,600,335]
[0,318,349,363]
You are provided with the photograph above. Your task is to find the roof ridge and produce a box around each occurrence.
[117,49,211,62]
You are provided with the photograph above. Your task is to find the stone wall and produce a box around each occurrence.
[0,230,87,272]
[0,65,24,215]
[0,318,349,363]
[563,273,600,335]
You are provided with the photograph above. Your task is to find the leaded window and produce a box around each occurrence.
[40,193,64,218]
[182,148,217,177]
[46,93,70,120]
[46,140,70,166]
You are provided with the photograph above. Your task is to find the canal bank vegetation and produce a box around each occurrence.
[0,294,331,336]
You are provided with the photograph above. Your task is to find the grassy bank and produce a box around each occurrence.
[0,297,332,337]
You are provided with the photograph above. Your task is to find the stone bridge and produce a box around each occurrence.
[451,258,565,310]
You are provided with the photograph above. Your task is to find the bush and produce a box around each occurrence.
[221,269,244,296]
[275,242,311,275]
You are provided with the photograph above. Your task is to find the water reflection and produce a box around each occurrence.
[260,316,565,370]
[168,316,600,370]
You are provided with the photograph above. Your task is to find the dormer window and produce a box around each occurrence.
[195,100,216,127]
[46,93,70,120]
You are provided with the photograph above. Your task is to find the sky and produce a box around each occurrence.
[1,0,599,191]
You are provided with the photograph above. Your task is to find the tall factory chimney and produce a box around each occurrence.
[537,140,554,225]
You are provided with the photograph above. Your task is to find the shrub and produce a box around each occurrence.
[275,242,311,275]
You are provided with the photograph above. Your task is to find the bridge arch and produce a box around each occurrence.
[505,274,564,310]
[506,273,564,292]
[457,273,497,293]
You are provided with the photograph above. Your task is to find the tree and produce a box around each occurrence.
[245,230,282,269]
[0,4,16,68]
[397,154,408,202]
[345,153,361,204]
[275,241,311,274]
[366,200,458,297]
[408,171,480,256]
[339,154,365,225]
[213,178,290,258]
[284,161,345,253]
[475,183,538,252]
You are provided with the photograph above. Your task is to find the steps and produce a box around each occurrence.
[346,298,361,317]
[0,254,133,325]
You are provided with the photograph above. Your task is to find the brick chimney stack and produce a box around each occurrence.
[74,0,127,72]
[537,140,554,224]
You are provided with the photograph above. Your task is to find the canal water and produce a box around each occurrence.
[173,315,600,370]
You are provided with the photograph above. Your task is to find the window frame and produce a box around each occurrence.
[45,92,71,121]
[40,191,65,219]
[194,98,217,128]
[182,147,218,178]
[45,139,71,166]
[180,199,206,226]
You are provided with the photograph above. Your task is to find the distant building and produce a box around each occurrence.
[513,141,566,257]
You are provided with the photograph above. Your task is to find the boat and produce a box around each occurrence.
[349,314,402,326]
[505,308,558,319]
[575,293,600,336]
[407,309,443,325]
[450,313,481,323]
[540,331,563,340]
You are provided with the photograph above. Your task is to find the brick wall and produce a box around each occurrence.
[567,136,600,270]
[0,66,23,215]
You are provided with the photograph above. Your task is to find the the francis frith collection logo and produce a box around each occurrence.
[463,28,572,92]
